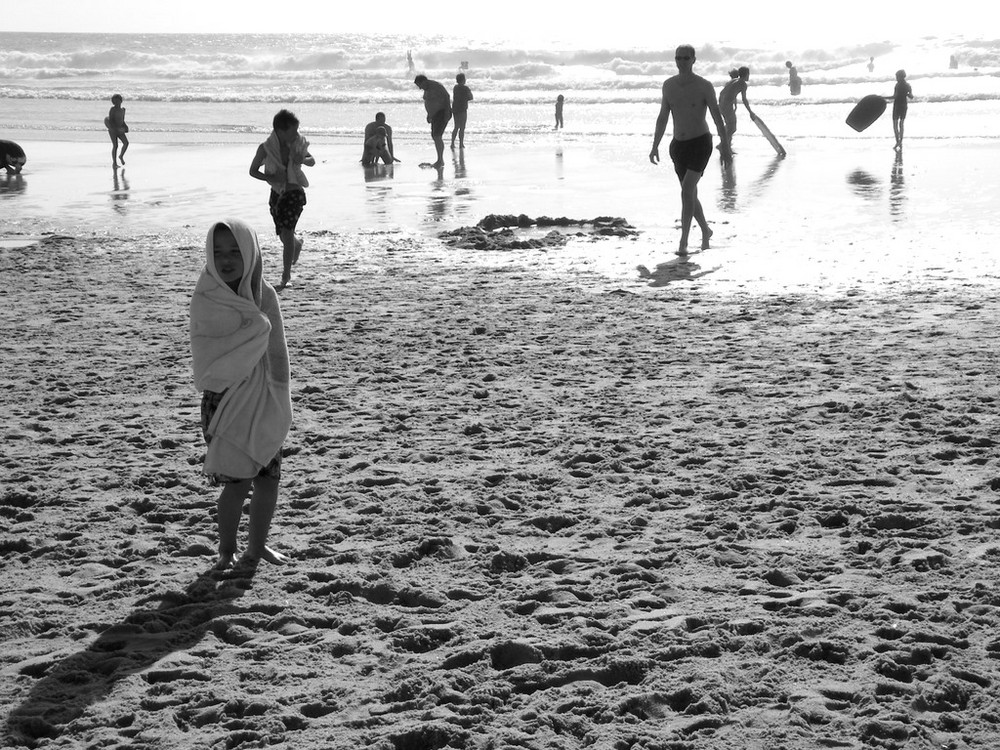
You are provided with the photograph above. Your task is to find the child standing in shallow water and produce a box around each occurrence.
[892,69,914,152]
[105,93,129,167]
[190,219,293,569]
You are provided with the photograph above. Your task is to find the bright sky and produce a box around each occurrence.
[5,0,996,47]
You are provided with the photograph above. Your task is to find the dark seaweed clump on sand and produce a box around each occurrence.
[440,214,639,251]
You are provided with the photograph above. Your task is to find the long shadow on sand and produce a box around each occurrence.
[2,564,257,748]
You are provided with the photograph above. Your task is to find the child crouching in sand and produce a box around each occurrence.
[190,219,293,569]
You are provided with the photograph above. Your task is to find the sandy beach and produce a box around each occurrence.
[3,212,1000,749]
[5,21,1000,750]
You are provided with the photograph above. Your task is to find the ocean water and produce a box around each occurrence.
[3,31,1000,144]
[3,31,1000,294]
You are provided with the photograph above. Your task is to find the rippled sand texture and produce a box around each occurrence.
[2,233,1000,750]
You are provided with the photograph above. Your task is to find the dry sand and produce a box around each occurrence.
[2,230,1000,750]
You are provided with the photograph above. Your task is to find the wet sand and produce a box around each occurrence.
[2,228,1000,749]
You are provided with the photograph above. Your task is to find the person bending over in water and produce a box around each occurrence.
[0,139,26,174]
[413,74,451,168]
[363,126,398,166]
[361,112,396,165]
[190,219,293,570]
[718,66,754,147]
[649,44,731,256]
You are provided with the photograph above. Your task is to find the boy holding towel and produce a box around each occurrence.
[249,109,315,288]
[190,219,293,569]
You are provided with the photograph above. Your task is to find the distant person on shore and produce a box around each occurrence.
[868,56,875,73]
[891,69,913,151]
[555,94,564,129]
[786,61,801,95]
[190,219,292,570]
[1,139,26,174]
[451,72,474,149]
[414,74,451,168]
[719,67,754,144]
[949,54,958,69]
[249,109,315,288]
[104,94,129,167]
[649,44,731,256]
[361,112,397,165]
[407,50,415,73]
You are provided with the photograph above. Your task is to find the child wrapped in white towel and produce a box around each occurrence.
[190,218,293,569]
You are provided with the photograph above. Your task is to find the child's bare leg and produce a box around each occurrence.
[109,133,118,166]
[279,228,295,285]
[217,479,252,568]
[246,475,287,565]
[119,135,129,164]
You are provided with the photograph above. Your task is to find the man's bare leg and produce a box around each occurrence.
[677,169,703,254]
[695,200,713,249]
[432,134,445,168]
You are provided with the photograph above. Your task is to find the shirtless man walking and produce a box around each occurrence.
[649,44,731,256]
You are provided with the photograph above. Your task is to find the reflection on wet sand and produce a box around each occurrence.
[427,167,450,223]
[451,150,475,221]
[110,169,130,215]
[847,168,882,199]
[718,153,783,213]
[890,151,906,220]
[847,153,907,219]
[1,173,26,194]
[363,164,394,218]
[719,160,738,213]
[111,169,129,198]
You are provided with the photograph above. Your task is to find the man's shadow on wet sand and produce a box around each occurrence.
[2,564,257,748]
[637,254,721,287]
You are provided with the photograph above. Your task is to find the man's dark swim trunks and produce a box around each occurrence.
[430,108,452,139]
[669,132,713,181]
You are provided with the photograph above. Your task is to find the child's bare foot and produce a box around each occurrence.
[676,243,688,257]
[245,545,289,565]
[702,228,713,250]
[215,550,236,570]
